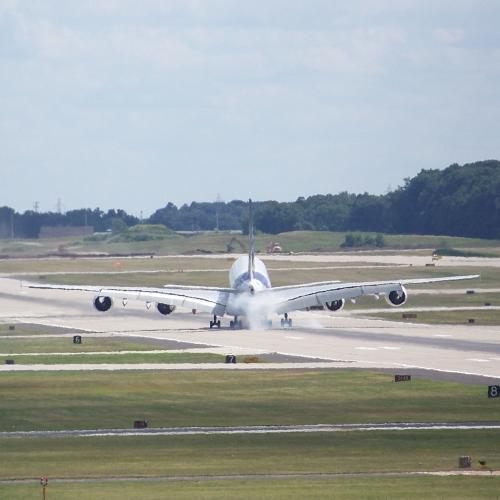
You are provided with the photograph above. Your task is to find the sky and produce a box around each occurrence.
[0,0,499,216]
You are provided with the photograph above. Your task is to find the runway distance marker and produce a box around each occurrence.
[395,374,411,382]
[488,385,500,398]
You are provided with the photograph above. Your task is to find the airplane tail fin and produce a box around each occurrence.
[248,199,255,280]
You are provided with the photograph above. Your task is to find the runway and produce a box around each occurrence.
[1,277,500,380]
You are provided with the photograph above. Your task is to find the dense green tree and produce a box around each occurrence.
[1,160,499,239]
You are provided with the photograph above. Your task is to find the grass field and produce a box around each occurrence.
[2,476,500,500]
[370,309,500,326]
[24,264,495,290]
[0,352,225,364]
[343,292,499,311]
[1,370,499,432]
[0,255,381,274]
[0,430,499,478]
[0,337,172,353]
[2,230,500,258]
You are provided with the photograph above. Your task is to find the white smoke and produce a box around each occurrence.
[230,291,278,330]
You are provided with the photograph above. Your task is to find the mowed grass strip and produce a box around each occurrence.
[0,370,499,431]
[2,352,224,365]
[10,475,500,500]
[2,476,500,500]
[0,431,499,479]
[0,337,174,354]
[351,292,500,310]
[29,265,496,289]
[371,309,500,326]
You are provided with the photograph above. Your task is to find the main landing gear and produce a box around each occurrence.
[209,315,221,329]
[230,316,243,329]
[280,312,292,329]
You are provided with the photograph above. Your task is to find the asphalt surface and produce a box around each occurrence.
[1,277,500,381]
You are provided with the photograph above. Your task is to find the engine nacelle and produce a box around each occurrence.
[94,295,112,312]
[157,303,176,315]
[325,299,345,311]
[385,287,408,306]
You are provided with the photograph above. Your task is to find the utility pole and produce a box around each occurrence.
[10,212,14,240]
[33,201,39,212]
[215,193,222,232]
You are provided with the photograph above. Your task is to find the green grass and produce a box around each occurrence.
[0,431,499,478]
[0,323,71,337]
[1,371,499,432]
[3,352,224,364]
[0,254,388,274]
[2,231,500,258]
[401,292,500,309]
[0,337,179,354]
[26,264,492,289]
[434,247,498,258]
[3,476,500,500]
[2,476,500,500]
[371,309,500,326]
[344,292,499,312]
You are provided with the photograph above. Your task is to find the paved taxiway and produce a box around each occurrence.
[1,277,500,380]
[3,422,500,439]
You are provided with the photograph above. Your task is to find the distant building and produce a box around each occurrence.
[39,226,94,238]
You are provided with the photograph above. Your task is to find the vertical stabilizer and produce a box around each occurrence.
[248,199,255,280]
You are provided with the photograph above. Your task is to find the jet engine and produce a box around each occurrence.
[385,287,408,306]
[325,299,345,311]
[94,295,112,312]
[157,303,176,315]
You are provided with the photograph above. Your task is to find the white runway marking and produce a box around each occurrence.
[285,336,303,340]
[467,358,490,363]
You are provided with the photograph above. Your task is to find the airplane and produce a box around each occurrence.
[28,200,479,329]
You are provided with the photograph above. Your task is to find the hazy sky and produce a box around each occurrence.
[1,1,499,216]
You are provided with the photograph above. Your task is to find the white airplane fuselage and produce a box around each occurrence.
[226,255,272,317]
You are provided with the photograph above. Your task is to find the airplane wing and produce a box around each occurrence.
[264,274,480,314]
[26,283,233,316]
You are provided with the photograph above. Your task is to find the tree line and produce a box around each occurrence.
[1,160,499,240]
